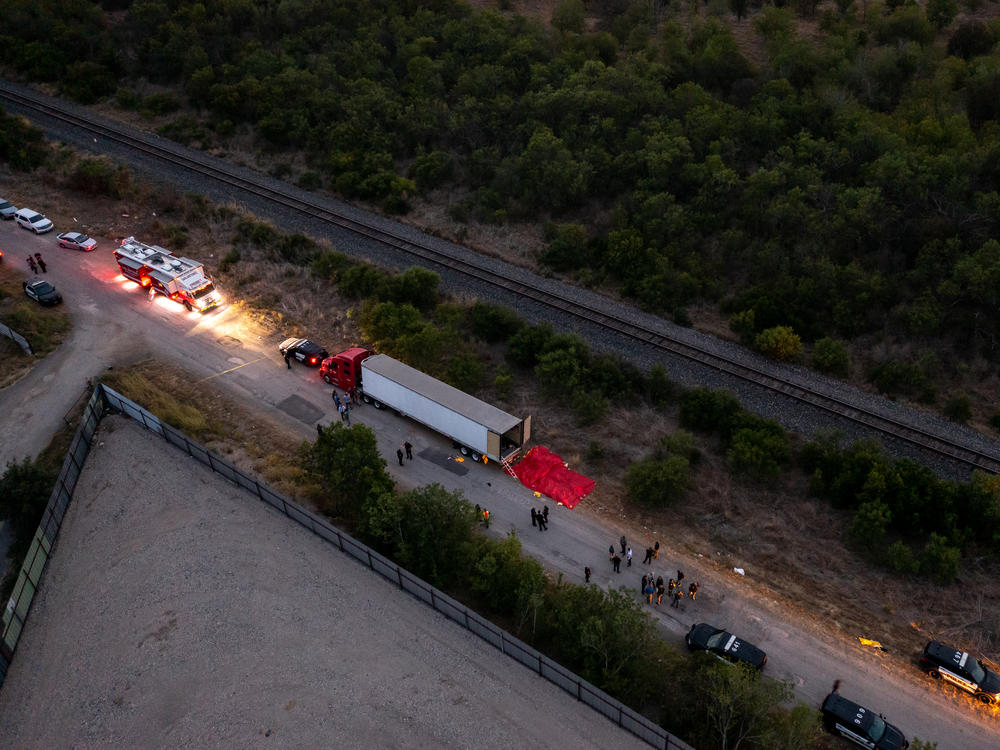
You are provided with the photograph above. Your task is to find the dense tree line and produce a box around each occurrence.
[3,0,1000,374]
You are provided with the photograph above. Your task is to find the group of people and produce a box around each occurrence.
[594,535,701,609]
[26,253,46,274]
[641,573,699,608]
[474,504,491,527]
[331,391,352,425]
[396,440,413,466]
[529,505,549,531]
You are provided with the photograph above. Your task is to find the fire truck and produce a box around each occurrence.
[114,236,222,311]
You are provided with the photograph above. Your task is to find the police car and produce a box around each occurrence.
[920,640,1000,705]
[821,692,909,749]
[685,623,767,670]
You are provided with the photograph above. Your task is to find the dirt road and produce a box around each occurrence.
[0,219,997,748]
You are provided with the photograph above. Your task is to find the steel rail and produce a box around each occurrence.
[4,86,999,474]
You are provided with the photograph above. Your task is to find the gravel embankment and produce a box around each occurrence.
[2,78,997,481]
[0,416,648,750]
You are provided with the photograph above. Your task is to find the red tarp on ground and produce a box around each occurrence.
[512,446,595,509]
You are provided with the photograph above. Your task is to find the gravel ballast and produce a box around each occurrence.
[0,416,647,749]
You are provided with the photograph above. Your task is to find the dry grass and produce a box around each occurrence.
[0,259,73,372]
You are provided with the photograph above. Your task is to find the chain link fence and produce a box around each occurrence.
[1,384,693,750]
[0,321,32,356]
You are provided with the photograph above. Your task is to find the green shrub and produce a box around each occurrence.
[646,364,676,408]
[943,395,972,423]
[849,500,892,552]
[410,150,454,190]
[66,157,131,198]
[571,389,608,426]
[624,455,692,507]
[469,302,523,343]
[444,352,486,392]
[727,425,789,480]
[586,440,605,464]
[272,233,320,264]
[298,171,322,189]
[506,324,555,368]
[536,348,587,397]
[812,337,850,377]
[140,92,181,117]
[886,541,919,574]
[385,267,440,313]
[218,249,241,273]
[755,326,803,361]
[540,223,590,272]
[310,250,353,281]
[919,533,961,583]
[306,422,394,523]
[493,372,512,400]
[729,309,756,343]
[339,264,390,298]
[679,388,742,436]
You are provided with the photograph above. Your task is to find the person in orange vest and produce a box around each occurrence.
[481,508,490,527]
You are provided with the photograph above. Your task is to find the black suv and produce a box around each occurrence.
[821,692,908,749]
[920,640,1000,705]
[685,623,767,670]
[278,338,329,367]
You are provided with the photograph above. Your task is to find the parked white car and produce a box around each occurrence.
[14,207,53,234]
[0,198,17,220]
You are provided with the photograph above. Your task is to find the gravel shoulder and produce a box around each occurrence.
[0,416,647,750]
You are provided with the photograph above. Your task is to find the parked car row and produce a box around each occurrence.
[2,197,98,251]
[684,621,998,748]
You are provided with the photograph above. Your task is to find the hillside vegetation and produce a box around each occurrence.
[3,0,1000,423]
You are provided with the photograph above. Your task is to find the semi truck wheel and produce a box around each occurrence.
[323,374,332,384]
[460,446,470,456]
[471,452,482,462]
[373,400,384,409]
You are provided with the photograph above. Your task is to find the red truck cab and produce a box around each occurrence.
[319,347,372,390]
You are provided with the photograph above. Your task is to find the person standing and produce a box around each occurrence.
[27,256,38,274]
[34,253,47,273]
[688,582,699,601]
[343,405,350,425]
[656,582,665,606]
[396,448,404,466]
[626,547,632,567]
[609,545,615,563]
[654,541,660,559]
[585,566,591,583]
[676,570,685,586]
[531,508,538,528]
[642,547,653,565]
[284,350,292,369]
[612,554,621,573]
[671,588,682,608]
[656,575,664,591]
[620,535,627,555]
[641,574,649,592]
[333,392,341,408]
[668,578,676,598]
[644,583,655,604]
[538,513,547,531]
[404,441,413,460]
[339,404,347,422]
[542,506,549,525]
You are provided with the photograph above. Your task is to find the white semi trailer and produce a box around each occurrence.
[321,349,530,466]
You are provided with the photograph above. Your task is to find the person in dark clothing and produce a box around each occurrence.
[27,256,37,274]
[542,506,549,524]
[404,441,413,460]
[656,575,664,590]
[396,448,404,466]
[585,566,591,583]
[832,679,841,694]
[641,574,649,592]
[668,578,676,597]
[612,555,621,573]
[676,570,685,586]
[688,582,699,601]
[644,583,655,604]
[333,392,341,408]
[654,541,660,559]
[656,582,665,606]
[538,514,547,531]
[642,547,653,565]
[34,253,47,273]
[531,508,538,527]
[609,545,615,562]
[671,589,682,608]
[284,351,292,369]
[620,535,627,555]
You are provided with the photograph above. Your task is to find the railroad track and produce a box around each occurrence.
[4,84,1000,475]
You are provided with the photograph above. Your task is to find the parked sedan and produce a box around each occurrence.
[686,623,767,670]
[23,279,63,306]
[0,198,16,220]
[57,231,98,252]
[279,337,329,366]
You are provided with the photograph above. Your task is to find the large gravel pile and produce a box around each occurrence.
[0,416,647,750]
